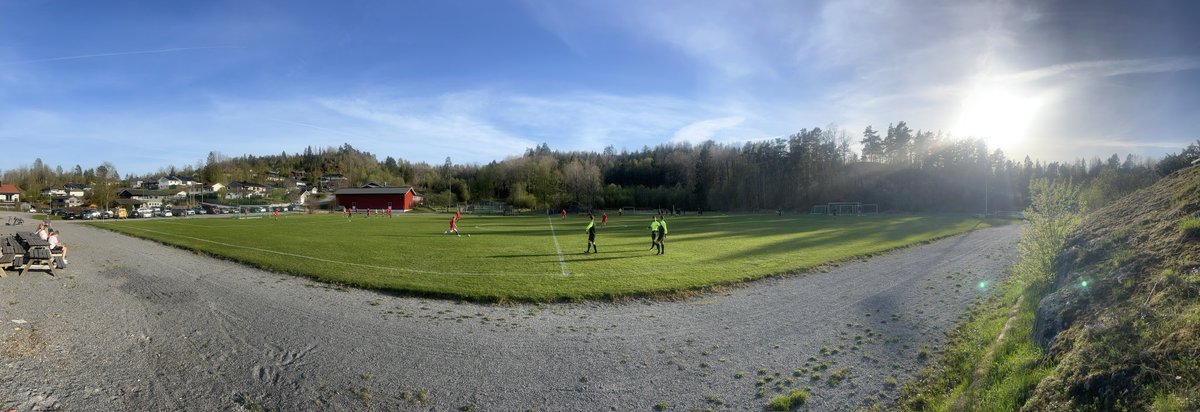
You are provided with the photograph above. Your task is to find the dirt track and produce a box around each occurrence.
[0,212,1019,411]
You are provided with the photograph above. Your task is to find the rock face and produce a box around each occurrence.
[1024,165,1200,410]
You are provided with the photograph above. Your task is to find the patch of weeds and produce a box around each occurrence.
[766,388,809,411]
[398,389,433,406]
[756,386,767,398]
[579,376,588,383]
[1180,216,1200,239]
[758,367,768,376]
[705,394,725,405]
[820,347,831,356]
[917,345,931,360]
[357,387,372,404]
[792,369,804,377]
[828,368,849,385]
[810,372,822,381]
[235,393,269,412]
[884,377,898,389]
[735,371,746,379]
[654,402,668,411]
[460,404,474,411]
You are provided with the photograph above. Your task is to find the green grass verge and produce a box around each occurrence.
[897,263,1054,411]
[86,213,997,302]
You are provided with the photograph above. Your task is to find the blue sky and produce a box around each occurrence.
[2,0,1199,176]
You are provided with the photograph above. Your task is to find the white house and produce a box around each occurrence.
[50,196,83,209]
[40,187,67,197]
[63,183,90,197]
[0,184,21,208]
[227,181,269,198]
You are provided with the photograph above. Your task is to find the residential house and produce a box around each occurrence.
[292,187,318,205]
[265,169,284,183]
[0,184,20,208]
[158,175,183,189]
[227,181,269,199]
[319,173,348,189]
[117,188,168,209]
[63,183,90,197]
[40,187,67,197]
[290,170,308,180]
[158,175,199,190]
[50,196,84,209]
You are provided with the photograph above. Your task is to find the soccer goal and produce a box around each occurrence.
[812,202,879,215]
[467,200,513,215]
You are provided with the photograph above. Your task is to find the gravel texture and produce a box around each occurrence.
[0,212,1019,411]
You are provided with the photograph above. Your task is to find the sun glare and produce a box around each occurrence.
[953,86,1043,152]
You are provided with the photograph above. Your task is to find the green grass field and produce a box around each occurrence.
[87,212,997,302]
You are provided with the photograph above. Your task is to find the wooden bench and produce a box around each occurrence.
[0,236,18,277]
[15,232,55,277]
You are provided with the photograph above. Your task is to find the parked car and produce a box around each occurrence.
[135,208,153,218]
[81,209,101,220]
[101,210,114,219]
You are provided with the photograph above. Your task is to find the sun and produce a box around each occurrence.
[952,86,1043,152]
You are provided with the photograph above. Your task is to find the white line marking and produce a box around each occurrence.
[546,216,570,276]
[107,225,555,277]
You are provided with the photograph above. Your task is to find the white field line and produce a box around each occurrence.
[115,225,554,277]
[546,216,570,276]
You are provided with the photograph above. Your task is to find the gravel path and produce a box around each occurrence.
[0,212,1019,411]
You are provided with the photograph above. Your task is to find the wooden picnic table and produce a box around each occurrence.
[15,232,55,276]
[0,235,21,277]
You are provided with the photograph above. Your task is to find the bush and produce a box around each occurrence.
[1180,216,1200,240]
[766,389,809,411]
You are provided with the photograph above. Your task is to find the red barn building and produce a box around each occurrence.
[334,186,420,211]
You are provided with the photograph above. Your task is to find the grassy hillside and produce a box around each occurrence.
[86,213,994,302]
[1021,165,1200,410]
[901,166,1200,411]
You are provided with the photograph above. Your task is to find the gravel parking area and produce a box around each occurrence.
[0,212,1019,411]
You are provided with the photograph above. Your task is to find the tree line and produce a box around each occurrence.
[3,124,1196,213]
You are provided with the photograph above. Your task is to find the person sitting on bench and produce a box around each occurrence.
[48,229,68,265]
[36,223,50,240]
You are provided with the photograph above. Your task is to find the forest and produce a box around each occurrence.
[3,122,1196,214]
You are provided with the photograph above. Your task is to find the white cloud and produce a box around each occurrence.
[995,57,1200,84]
[672,116,746,144]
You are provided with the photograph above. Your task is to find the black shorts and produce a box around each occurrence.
[588,233,596,242]
[656,231,665,241]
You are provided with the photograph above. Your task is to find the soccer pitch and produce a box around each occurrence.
[88,213,997,302]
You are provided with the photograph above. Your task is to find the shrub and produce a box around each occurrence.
[766,389,809,411]
[1180,216,1200,240]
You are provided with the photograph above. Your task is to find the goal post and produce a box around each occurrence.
[811,202,880,215]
